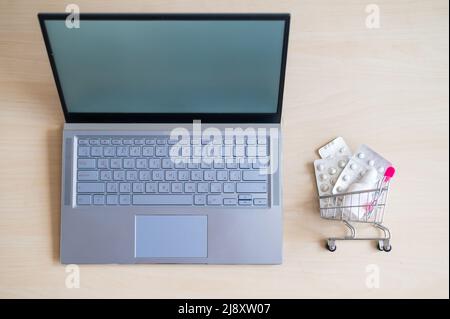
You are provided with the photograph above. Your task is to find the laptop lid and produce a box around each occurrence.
[38,13,290,123]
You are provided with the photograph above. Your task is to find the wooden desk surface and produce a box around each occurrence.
[0,0,448,298]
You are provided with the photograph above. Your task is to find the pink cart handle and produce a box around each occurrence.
[384,166,396,182]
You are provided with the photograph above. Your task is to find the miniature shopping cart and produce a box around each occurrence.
[319,167,395,252]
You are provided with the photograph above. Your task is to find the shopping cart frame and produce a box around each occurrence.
[319,180,392,252]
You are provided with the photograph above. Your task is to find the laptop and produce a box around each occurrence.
[38,13,290,264]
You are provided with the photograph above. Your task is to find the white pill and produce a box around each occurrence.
[320,184,330,192]
[330,179,336,185]
[328,167,337,175]
[317,164,325,171]
[358,152,365,159]
[368,160,375,166]
[339,147,346,154]
[319,174,328,181]
[350,163,358,170]
[338,160,347,168]
[336,186,343,192]
[378,166,385,173]
[360,170,366,177]
[342,175,349,181]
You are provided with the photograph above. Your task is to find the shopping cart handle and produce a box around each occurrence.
[384,166,395,182]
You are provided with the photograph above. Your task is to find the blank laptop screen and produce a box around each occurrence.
[44,20,285,114]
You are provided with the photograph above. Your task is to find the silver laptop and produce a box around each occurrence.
[39,13,290,264]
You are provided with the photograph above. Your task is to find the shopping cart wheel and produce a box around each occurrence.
[378,240,392,252]
[377,240,384,251]
[327,240,336,252]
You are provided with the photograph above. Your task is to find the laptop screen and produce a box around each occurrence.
[40,14,289,122]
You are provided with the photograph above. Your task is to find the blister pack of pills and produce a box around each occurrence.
[332,144,392,194]
[318,136,352,159]
[314,156,350,196]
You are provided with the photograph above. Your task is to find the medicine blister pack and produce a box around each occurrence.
[332,144,391,194]
[318,136,352,159]
[314,156,351,196]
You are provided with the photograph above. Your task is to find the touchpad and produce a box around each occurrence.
[135,215,207,258]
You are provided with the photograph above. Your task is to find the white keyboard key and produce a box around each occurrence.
[145,182,157,193]
[78,138,89,145]
[171,182,183,193]
[207,195,222,206]
[155,146,167,157]
[119,182,131,193]
[113,171,125,181]
[110,159,122,169]
[142,146,154,156]
[229,171,241,181]
[149,158,160,168]
[191,170,202,181]
[158,182,170,193]
[139,171,151,181]
[103,146,115,157]
[117,146,128,156]
[178,171,189,181]
[123,158,135,168]
[77,171,99,181]
[91,146,102,157]
[162,158,173,169]
[223,198,237,205]
[217,170,228,181]
[119,194,131,205]
[130,146,141,156]
[133,183,144,193]
[106,195,118,205]
[77,183,105,193]
[242,170,268,181]
[184,182,196,193]
[210,183,222,193]
[165,171,177,181]
[197,182,209,193]
[97,158,109,169]
[223,182,235,193]
[136,158,147,169]
[78,146,90,157]
[106,182,118,193]
[239,194,252,200]
[194,195,206,205]
[111,139,121,145]
[253,198,268,206]
[239,199,252,206]
[93,195,105,205]
[126,171,138,181]
[100,170,112,181]
[204,171,215,181]
[78,159,96,169]
[77,195,91,205]
[152,171,163,181]
[236,182,267,193]
[89,139,100,145]
[133,195,193,205]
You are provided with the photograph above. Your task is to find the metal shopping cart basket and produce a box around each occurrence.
[319,167,395,252]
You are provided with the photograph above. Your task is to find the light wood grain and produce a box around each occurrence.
[0,0,448,298]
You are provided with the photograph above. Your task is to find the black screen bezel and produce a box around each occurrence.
[38,13,290,123]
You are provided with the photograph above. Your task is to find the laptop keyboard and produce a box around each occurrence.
[75,136,270,207]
